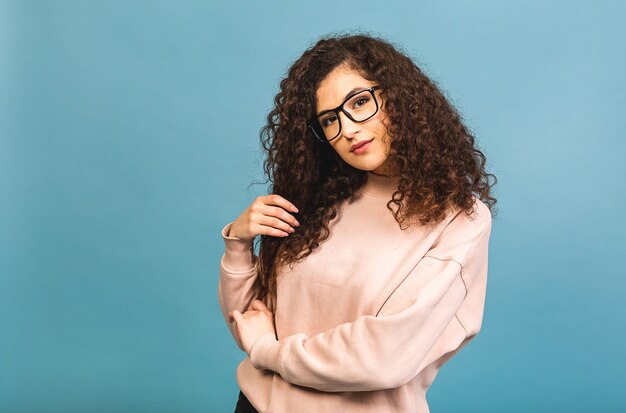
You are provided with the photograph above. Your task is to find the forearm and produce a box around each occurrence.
[218,221,259,350]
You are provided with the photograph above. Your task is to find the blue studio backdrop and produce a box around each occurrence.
[1,1,624,412]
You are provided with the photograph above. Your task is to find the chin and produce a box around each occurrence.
[346,160,386,171]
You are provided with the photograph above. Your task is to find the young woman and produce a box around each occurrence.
[218,33,497,413]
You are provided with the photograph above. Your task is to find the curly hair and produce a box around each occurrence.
[251,31,498,312]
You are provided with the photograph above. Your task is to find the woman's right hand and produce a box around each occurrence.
[227,194,301,242]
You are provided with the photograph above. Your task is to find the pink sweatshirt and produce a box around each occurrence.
[218,171,492,413]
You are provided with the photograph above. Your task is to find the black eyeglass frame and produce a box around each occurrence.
[308,85,383,143]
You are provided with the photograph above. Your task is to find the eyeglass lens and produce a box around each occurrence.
[316,89,378,141]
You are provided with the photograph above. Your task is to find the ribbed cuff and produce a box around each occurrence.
[249,331,281,371]
[221,222,255,272]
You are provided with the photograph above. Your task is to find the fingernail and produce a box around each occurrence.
[292,205,299,212]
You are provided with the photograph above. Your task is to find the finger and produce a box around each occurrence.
[242,309,259,316]
[258,212,298,234]
[231,309,244,324]
[249,207,300,237]
[262,194,299,214]
[257,204,301,228]
[254,223,292,238]
[252,300,273,318]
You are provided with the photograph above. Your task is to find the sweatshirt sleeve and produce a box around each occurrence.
[248,209,492,392]
[217,221,259,352]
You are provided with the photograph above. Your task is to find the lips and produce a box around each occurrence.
[350,138,374,152]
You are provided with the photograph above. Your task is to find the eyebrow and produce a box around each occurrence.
[316,86,369,116]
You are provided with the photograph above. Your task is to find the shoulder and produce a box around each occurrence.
[449,195,492,229]
[427,196,492,265]
[468,196,492,226]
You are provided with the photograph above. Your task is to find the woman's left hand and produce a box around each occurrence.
[230,299,276,354]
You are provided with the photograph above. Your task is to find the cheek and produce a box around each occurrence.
[329,143,349,161]
[374,120,391,145]
[372,109,390,134]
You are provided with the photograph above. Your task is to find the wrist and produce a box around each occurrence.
[249,331,279,367]
[224,223,248,241]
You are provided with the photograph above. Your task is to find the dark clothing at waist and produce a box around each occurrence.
[234,390,259,413]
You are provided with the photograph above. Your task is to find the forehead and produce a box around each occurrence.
[315,65,375,111]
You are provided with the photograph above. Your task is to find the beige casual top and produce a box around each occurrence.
[218,171,492,413]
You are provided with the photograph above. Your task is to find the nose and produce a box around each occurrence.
[338,111,360,139]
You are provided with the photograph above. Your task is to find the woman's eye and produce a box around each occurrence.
[322,116,336,127]
[353,97,369,108]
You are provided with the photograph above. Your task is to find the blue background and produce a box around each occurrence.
[1,1,625,412]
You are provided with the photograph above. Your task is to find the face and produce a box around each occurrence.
[315,64,398,176]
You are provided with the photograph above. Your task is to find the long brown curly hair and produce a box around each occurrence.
[251,32,498,312]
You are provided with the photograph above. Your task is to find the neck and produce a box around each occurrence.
[360,171,401,198]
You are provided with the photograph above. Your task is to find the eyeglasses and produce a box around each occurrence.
[308,86,383,143]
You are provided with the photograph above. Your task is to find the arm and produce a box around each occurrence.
[217,221,259,352]
[248,209,492,392]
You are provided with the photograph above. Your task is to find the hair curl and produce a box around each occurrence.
[251,31,498,312]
